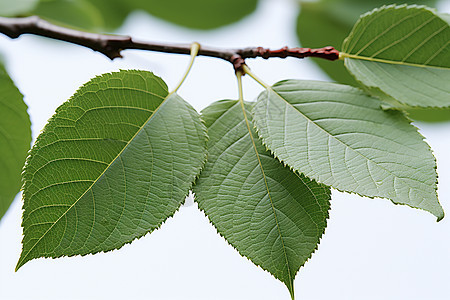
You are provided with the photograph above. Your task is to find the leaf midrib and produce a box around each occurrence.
[342,6,449,70]
[238,101,293,294]
[341,53,450,70]
[17,92,172,270]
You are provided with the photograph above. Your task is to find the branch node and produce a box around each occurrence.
[230,54,246,74]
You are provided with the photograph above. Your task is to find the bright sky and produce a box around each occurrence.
[1,0,449,299]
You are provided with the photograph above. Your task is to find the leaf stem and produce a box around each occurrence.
[170,42,200,95]
[236,71,244,103]
[242,65,271,90]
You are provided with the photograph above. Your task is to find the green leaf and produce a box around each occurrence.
[31,0,104,31]
[406,107,450,123]
[27,0,132,31]
[17,70,207,270]
[342,5,450,108]
[252,80,444,220]
[0,64,31,221]
[321,0,438,24]
[126,0,258,30]
[194,100,331,298]
[87,0,132,31]
[296,2,359,86]
[296,0,437,87]
[0,0,38,17]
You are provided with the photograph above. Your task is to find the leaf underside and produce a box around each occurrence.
[0,64,31,220]
[342,5,450,108]
[253,80,443,220]
[194,100,331,298]
[17,70,207,270]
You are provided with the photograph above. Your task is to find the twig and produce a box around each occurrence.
[0,16,340,72]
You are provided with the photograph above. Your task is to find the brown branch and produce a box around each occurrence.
[0,16,339,72]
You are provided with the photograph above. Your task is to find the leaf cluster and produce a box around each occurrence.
[0,1,448,299]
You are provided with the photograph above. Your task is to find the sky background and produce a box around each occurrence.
[1,0,450,299]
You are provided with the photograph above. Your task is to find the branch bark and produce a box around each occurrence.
[0,16,340,72]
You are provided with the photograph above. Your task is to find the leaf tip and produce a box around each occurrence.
[287,281,295,300]
[15,256,25,272]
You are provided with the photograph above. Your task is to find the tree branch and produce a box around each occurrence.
[0,16,340,72]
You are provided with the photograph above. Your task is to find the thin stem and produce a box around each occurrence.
[236,70,244,103]
[170,42,200,95]
[242,65,271,89]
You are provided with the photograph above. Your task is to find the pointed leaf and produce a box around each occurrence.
[342,5,450,107]
[0,64,31,221]
[253,80,443,220]
[17,70,207,270]
[194,100,331,298]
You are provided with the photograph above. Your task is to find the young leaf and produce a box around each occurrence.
[252,80,444,220]
[126,0,258,30]
[0,64,31,221]
[17,70,207,270]
[194,100,331,298]
[341,5,450,108]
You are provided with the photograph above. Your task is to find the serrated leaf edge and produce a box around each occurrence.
[251,80,443,221]
[193,99,331,299]
[17,70,208,270]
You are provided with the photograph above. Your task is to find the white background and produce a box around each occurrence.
[1,0,449,299]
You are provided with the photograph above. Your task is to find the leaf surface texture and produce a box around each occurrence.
[342,5,450,107]
[253,80,443,219]
[194,100,331,298]
[18,70,207,269]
